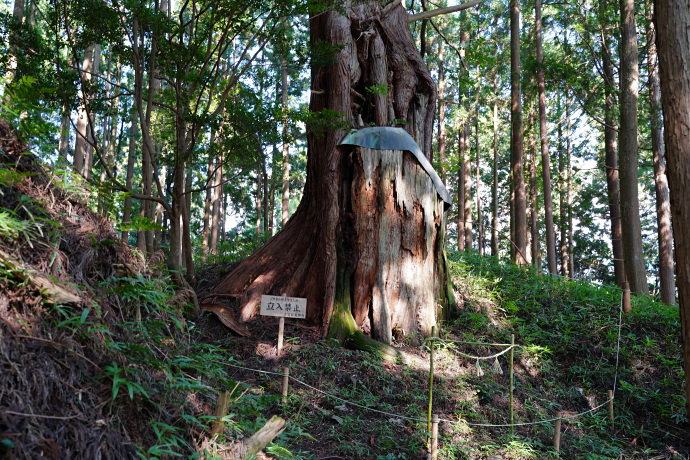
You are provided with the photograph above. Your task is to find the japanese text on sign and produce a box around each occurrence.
[260,295,307,319]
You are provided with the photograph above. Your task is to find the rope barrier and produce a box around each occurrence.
[451,345,516,361]
[204,288,625,431]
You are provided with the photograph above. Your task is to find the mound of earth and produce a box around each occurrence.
[0,119,152,459]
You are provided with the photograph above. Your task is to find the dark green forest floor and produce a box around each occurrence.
[0,132,688,459]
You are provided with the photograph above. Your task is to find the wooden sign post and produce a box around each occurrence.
[260,294,307,355]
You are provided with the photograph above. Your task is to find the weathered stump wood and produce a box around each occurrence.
[350,147,443,343]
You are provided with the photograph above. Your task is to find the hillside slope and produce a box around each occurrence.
[0,119,687,459]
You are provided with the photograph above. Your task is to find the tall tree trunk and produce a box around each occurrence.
[601,1,626,288]
[84,44,101,181]
[58,109,70,159]
[169,155,186,288]
[220,180,226,246]
[154,164,166,249]
[558,98,568,277]
[74,45,94,174]
[654,0,690,420]
[212,3,448,345]
[619,0,649,295]
[262,155,269,235]
[475,65,483,256]
[566,96,574,278]
[3,0,24,100]
[202,152,214,261]
[99,56,121,215]
[121,113,138,243]
[458,126,465,251]
[255,168,263,235]
[464,121,472,251]
[137,150,152,254]
[647,9,675,305]
[269,149,278,235]
[535,0,557,273]
[437,42,446,183]
[528,100,540,268]
[510,0,527,265]
[210,155,223,253]
[458,31,468,252]
[182,163,195,282]
[281,52,291,226]
[491,69,499,257]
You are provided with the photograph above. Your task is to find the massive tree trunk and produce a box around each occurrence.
[654,0,689,416]
[647,10,675,305]
[619,0,649,295]
[212,2,450,344]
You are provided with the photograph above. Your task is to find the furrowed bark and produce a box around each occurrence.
[212,2,448,345]
[654,0,690,419]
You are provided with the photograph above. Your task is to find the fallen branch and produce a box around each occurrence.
[233,415,286,459]
[0,248,81,305]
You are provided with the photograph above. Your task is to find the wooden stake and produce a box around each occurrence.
[509,334,515,436]
[430,414,439,460]
[282,367,289,404]
[277,294,287,354]
[553,411,562,454]
[211,391,231,437]
[427,325,436,442]
[607,389,614,427]
[277,316,285,354]
[622,282,631,313]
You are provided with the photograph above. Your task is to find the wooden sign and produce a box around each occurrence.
[260,295,307,319]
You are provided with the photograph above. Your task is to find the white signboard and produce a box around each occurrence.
[260,295,307,319]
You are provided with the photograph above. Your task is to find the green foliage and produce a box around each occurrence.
[442,251,686,459]
[365,84,390,97]
[0,191,61,249]
[299,108,350,138]
[201,228,270,265]
[116,215,165,234]
[0,77,57,149]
